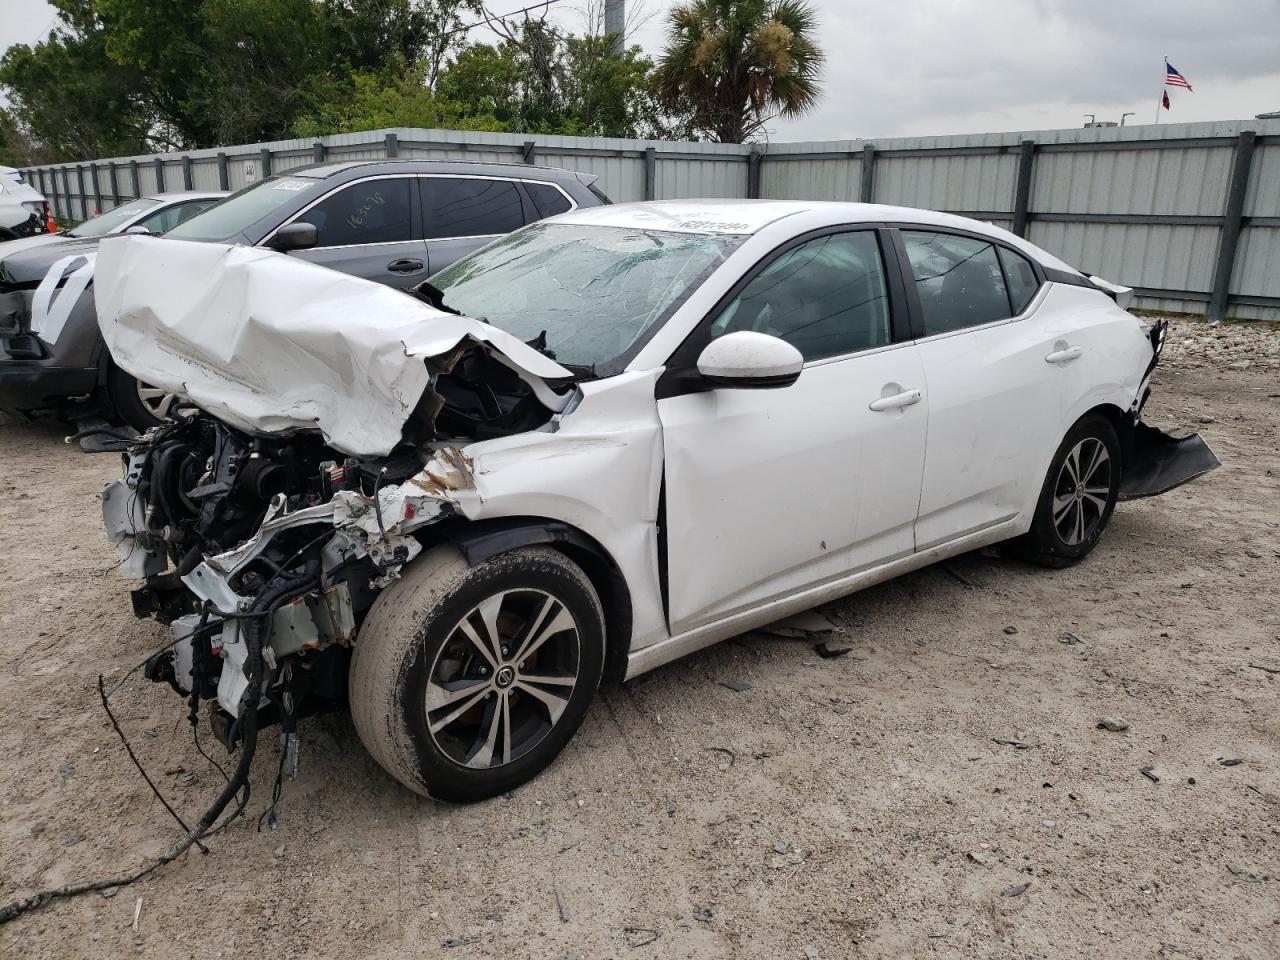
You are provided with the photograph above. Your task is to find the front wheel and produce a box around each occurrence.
[349,545,605,802]
[1016,414,1121,568]
[105,360,178,431]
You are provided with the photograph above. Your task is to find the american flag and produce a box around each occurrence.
[1165,61,1193,92]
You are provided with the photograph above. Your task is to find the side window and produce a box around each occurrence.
[422,178,525,239]
[901,231,1010,336]
[525,182,572,219]
[999,246,1040,314]
[709,231,891,362]
[298,178,412,247]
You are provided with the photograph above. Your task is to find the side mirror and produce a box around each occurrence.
[695,331,803,389]
[269,221,318,252]
[124,224,152,235]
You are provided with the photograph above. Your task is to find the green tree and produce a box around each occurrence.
[656,0,824,143]
[0,1,153,160]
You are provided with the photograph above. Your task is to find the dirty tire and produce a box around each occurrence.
[1016,413,1121,568]
[349,545,604,802]
[105,360,163,432]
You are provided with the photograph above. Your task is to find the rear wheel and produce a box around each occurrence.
[349,545,604,802]
[1017,414,1121,568]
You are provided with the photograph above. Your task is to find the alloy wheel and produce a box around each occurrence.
[425,588,581,769]
[1053,437,1111,546]
[136,380,178,421]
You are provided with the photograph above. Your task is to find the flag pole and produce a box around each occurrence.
[1155,56,1165,124]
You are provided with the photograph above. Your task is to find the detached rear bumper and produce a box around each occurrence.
[1119,421,1220,500]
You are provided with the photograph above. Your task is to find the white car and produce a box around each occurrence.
[0,166,52,242]
[96,200,1216,807]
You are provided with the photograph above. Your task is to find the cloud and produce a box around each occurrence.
[624,0,1280,139]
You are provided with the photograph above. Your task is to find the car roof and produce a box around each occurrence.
[286,158,594,184]
[554,199,1082,274]
[557,199,1011,237]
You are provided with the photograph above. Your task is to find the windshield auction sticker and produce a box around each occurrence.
[271,180,311,191]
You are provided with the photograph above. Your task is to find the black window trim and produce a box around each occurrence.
[656,223,910,399]
[887,223,1048,341]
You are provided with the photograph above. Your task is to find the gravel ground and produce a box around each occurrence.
[1,316,1277,960]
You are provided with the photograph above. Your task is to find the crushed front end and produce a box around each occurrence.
[103,415,455,762]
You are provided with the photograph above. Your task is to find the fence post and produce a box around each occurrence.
[643,147,656,201]
[312,141,326,164]
[1012,139,1037,237]
[130,160,141,198]
[216,152,230,190]
[385,133,399,158]
[1207,130,1257,324]
[61,167,72,221]
[108,162,121,205]
[521,139,536,164]
[259,148,273,178]
[89,163,103,213]
[153,157,166,191]
[860,144,876,203]
[181,155,193,190]
[746,145,763,199]
[75,165,88,220]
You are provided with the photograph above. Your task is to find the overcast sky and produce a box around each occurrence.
[4,0,1278,141]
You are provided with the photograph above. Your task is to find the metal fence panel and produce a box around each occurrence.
[21,120,1280,319]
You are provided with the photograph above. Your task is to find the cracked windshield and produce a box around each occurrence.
[431,222,743,370]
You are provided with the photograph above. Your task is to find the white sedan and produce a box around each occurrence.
[97,200,1216,804]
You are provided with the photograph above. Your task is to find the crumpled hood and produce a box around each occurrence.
[94,235,574,457]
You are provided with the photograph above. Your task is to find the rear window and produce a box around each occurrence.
[166,176,318,242]
[525,182,572,219]
[422,177,525,239]
[999,246,1040,314]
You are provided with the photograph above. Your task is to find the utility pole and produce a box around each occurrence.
[605,0,625,53]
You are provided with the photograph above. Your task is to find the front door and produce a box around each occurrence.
[657,229,929,635]
[290,176,428,289]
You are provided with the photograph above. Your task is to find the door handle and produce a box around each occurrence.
[387,258,424,273]
[868,389,923,412]
[1045,345,1083,364]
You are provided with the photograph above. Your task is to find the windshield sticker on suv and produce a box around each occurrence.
[272,180,311,191]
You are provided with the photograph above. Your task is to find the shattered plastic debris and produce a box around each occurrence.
[759,611,839,639]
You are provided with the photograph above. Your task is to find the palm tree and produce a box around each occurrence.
[656,0,824,143]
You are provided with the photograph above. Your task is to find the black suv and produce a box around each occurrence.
[0,160,609,428]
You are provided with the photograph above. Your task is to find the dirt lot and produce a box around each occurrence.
[1,318,1277,960]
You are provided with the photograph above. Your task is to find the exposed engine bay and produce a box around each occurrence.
[101,338,570,779]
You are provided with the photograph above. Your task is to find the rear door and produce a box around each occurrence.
[895,228,1061,548]
[288,176,428,289]
[420,176,528,274]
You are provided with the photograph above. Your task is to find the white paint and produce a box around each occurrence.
[93,235,573,457]
[29,251,96,345]
[659,342,929,633]
[694,330,803,381]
